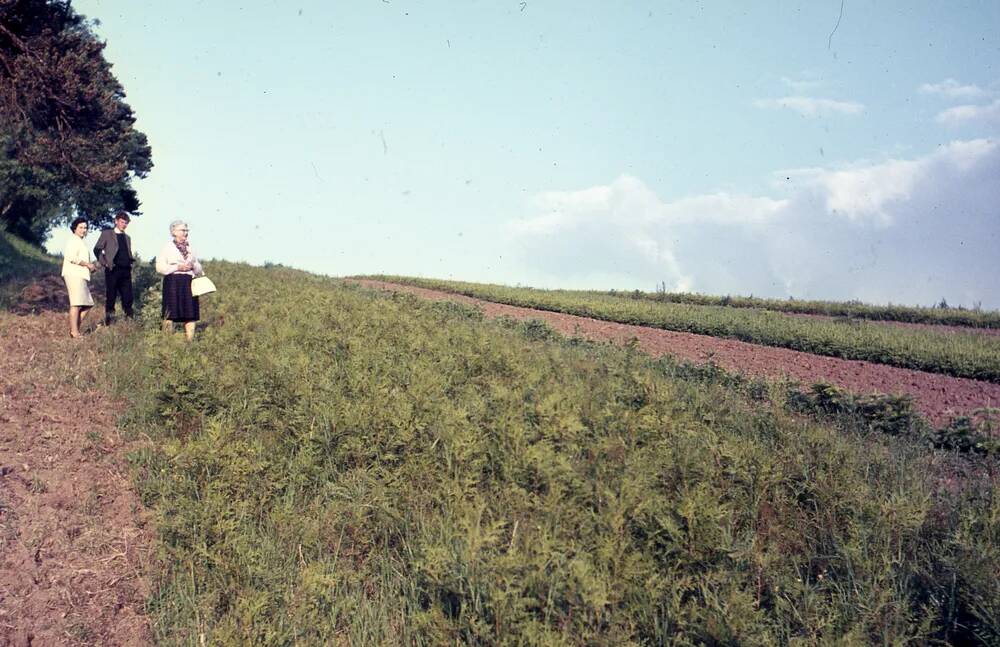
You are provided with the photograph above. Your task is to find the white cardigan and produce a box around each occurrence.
[156,240,203,277]
[61,236,92,281]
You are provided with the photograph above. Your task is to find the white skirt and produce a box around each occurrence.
[64,276,94,307]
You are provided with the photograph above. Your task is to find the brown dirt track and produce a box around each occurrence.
[0,304,151,646]
[354,280,1000,426]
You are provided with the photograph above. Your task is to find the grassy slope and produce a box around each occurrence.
[103,261,999,645]
[0,230,60,306]
[368,276,1000,383]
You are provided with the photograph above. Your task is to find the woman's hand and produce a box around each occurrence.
[178,261,193,271]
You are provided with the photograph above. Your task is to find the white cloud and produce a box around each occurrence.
[935,99,1000,126]
[818,160,924,225]
[778,140,996,224]
[753,96,864,117]
[780,75,826,92]
[919,79,987,100]
[511,176,787,234]
[506,140,1000,307]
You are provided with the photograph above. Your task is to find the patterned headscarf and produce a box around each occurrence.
[170,220,190,258]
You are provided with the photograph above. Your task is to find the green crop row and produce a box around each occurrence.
[627,287,1000,328]
[367,276,1000,383]
[102,261,999,644]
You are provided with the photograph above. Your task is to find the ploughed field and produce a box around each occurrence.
[115,262,998,644]
[361,277,1000,426]
[364,277,1000,383]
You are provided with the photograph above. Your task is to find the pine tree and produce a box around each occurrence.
[0,0,152,243]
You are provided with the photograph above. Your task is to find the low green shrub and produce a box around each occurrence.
[932,409,1000,455]
[786,383,999,457]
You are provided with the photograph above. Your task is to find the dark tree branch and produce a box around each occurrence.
[0,0,152,242]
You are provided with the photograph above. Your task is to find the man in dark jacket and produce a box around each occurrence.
[93,212,134,325]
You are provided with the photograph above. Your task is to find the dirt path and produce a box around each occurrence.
[0,310,150,646]
[355,280,1000,426]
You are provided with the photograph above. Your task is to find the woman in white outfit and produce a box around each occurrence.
[156,220,204,341]
[61,217,97,338]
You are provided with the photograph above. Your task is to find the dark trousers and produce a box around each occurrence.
[104,266,134,323]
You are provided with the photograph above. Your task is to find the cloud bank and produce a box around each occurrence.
[936,99,1000,126]
[919,79,987,100]
[507,140,1000,308]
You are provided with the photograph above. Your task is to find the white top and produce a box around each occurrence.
[156,240,203,276]
[61,236,92,281]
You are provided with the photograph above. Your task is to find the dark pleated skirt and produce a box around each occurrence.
[162,273,200,322]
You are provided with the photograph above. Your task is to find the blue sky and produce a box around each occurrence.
[48,0,1000,307]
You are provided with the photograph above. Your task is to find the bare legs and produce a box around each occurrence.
[162,320,197,341]
[68,305,92,338]
[69,305,80,337]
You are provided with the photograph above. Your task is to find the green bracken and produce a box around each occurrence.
[368,276,1000,383]
[92,261,999,645]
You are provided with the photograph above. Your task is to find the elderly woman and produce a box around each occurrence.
[156,220,204,341]
[61,217,98,338]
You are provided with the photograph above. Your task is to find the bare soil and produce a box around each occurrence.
[355,280,1000,426]
[0,301,151,646]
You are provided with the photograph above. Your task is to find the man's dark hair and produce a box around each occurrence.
[70,216,88,231]
[114,211,131,222]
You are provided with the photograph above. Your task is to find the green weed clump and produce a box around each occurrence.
[113,262,999,645]
[784,383,1000,456]
[368,276,1000,383]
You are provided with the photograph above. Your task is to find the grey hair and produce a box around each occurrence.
[169,220,189,234]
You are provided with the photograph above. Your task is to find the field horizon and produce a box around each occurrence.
[360,273,1000,323]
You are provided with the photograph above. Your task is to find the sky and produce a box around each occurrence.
[46,0,1000,308]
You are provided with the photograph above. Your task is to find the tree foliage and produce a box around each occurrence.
[0,0,151,243]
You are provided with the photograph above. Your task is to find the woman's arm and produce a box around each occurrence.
[156,243,178,275]
[82,240,94,266]
[190,247,203,276]
[65,238,87,265]
[63,239,95,274]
